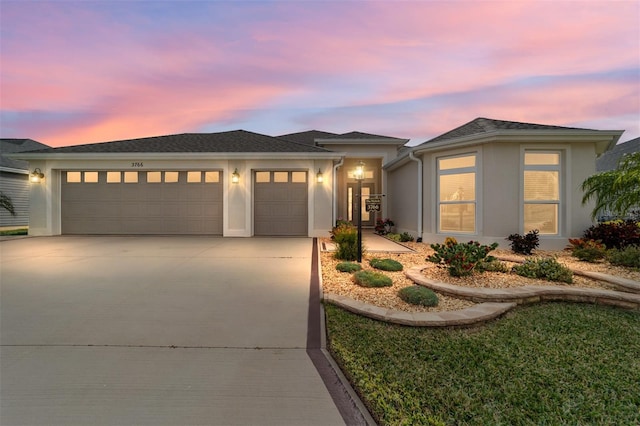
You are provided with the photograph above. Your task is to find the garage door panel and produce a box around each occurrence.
[62,170,223,235]
[254,171,307,236]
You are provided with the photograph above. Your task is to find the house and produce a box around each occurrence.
[10,118,623,249]
[596,136,639,172]
[385,118,622,249]
[0,138,50,228]
[594,136,640,220]
[12,130,406,237]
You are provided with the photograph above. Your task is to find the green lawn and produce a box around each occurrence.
[0,228,28,236]
[325,302,640,425]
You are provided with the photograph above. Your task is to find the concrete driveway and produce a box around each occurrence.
[0,236,359,425]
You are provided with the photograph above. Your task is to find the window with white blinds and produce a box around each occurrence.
[437,153,477,233]
[524,151,560,234]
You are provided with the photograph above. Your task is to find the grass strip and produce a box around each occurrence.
[325,302,640,425]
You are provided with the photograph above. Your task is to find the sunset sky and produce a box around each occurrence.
[1,0,638,148]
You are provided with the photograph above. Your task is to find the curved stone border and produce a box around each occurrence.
[406,266,640,310]
[324,293,516,327]
[494,255,640,294]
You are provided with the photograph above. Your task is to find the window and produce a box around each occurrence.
[124,171,138,183]
[347,170,374,179]
[205,171,219,183]
[164,171,179,183]
[273,172,289,183]
[66,171,82,183]
[255,171,270,183]
[84,171,98,183]
[107,171,121,183]
[437,153,477,233]
[147,171,162,183]
[524,151,560,234]
[187,171,201,183]
[291,171,306,183]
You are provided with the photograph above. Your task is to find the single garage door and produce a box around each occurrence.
[62,170,223,235]
[254,171,308,236]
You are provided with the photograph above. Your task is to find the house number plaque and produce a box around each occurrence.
[365,198,382,212]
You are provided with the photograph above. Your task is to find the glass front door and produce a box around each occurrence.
[347,183,375,226]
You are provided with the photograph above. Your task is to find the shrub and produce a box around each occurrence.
[353,270,393,287]
[512,257,573,284]
[398,286,439,307]
[336,262,362,273]
[331,222,362,261]
[374,218,395,235]
[427,240,499,277]
[399,232,414,242]
[386,233,401,242]
[583,220,640,249]
[477,259,510,273]
[606,245,640,269]
[370,258,403,272]
[506,230,540,255]
[566,238,607,262]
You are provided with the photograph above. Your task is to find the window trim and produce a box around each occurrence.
[436,152,478,235]
[521,148,563,236]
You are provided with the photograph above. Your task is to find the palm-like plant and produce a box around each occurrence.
[581,152,640,220]
[0,192,16,216]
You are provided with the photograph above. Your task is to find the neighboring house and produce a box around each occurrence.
[594,136,640,220]
[0,138,50,227]
[11,118,623,249]
[596,136,639,172]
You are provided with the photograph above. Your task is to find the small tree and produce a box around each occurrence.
[0,192,16,216]
[581,152,640,220]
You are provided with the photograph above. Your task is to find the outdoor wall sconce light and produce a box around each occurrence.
[231,168,240,184]
[316,168,324,183]
[30,168,45,183]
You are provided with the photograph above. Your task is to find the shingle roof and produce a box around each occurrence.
[25,130,333,154]
[0,139,50,170]
[419,117,597,146]
[330,131,407,141]
[596,137,640,171]
[278,130,339,146]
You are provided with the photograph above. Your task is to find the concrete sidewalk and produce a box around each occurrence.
[321,231,414,253]
[1,236,367,425]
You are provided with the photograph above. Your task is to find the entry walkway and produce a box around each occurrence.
[321,231,414,253]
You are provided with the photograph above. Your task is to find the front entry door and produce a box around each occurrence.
[347,183,375,227]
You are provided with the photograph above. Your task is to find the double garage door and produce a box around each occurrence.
[61,169,308,236]
[62,170,223,235]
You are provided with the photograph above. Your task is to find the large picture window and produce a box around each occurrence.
[524,151,560,235]
[438,153,477,233]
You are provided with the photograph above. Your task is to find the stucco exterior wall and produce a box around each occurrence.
[568,143,598,236]
[386,160,419,236]
[26,158,334,237]
[481,143,519,240]
[416,141,600,250]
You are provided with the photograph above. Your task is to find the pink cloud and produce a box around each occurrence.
[1,0,638,147]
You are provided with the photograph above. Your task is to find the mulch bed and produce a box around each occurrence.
[320,239,639,313]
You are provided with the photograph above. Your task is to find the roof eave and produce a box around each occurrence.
[316,138,409,146]
[0,166,29,174]
[412,129,624,155]
[7,152,347,161]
